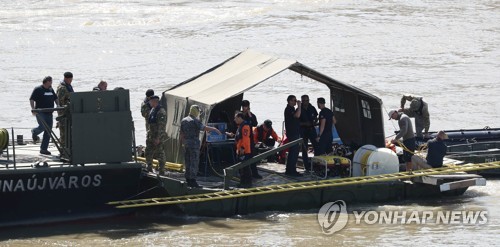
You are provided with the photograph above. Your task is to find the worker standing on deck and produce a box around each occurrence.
[399,94,430,139]
[315,97,335,156]
[30,76,59,155]
[56,72,74,149]
[234,112,254,187]
[141,89,155,131]
[299,95,318,171]
[145,95,167,176]
[412,130,448,169]
[389,109,416,171]
[284,95,302,177]
[180,105,221,188]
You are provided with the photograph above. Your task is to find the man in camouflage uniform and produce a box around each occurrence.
[399,94,430,139]
[141,89,155,131]
[180,105,221,188]
[145,95,167,175]
[56,72,74,148]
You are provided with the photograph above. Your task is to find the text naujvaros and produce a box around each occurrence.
[0,174,102,192]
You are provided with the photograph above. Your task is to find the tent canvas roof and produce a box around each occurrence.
[165,49,296,106]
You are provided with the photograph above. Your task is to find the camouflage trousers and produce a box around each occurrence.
[58,121,66,147]
[184,146,200,180]
[415,115,424,139]
[145,138,166,169]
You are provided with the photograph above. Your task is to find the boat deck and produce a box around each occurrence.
[152,154,473,190]
[157,161,318,190]
[0,141,65,169]
[0,141,132,172]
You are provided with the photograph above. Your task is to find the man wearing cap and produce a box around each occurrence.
[30,76,59,155]
[412,131,448,169]
[56,72,74,148]
[389,109,416,171]
[251,119,281,175]
[145,95,167,175]
[180,105,221,188]
[141,89,155,131]
[399,94,430,139]
[241,100,258,127]
[315,97,336,156]
[253,120,281,149]
[299,95,318,170]
[284,95,302,176]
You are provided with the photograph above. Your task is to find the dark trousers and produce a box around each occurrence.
[239,154,252,185]
[403,138,416,162]
[315,134,333,156]
[32,113,53,151]
[300,127,317,168]
[286,135,300,173]
[263,138,275,148]
[250,163,259,176]
[255,138,277,162]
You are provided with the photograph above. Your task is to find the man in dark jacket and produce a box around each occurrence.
[315,97,335,156]
[412,131,448,169]
[284,95,302,177]
[299,95,318,170]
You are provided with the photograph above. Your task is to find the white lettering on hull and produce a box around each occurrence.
[0,174,103,193]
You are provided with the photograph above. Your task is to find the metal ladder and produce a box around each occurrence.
[108,161,500,209]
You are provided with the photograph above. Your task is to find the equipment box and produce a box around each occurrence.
[206,123,227,142]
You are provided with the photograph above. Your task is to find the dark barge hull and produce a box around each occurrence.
[446,141,500,176]
[148,175,468,217]
[0,163,143,227]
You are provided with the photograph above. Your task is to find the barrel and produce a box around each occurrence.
[353,145,399,176]
[352,145,377,176]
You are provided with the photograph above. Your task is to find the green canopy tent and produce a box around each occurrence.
[162,49,385,164]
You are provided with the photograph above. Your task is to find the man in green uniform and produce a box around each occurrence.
[141,89,155,131]
[145,95,167,175]
[399,94,430,139]
[56,72,74,148]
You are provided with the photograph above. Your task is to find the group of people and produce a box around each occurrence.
[140,92,338,188]
[283,95,336,177]
[388,94,447,171]
[30,72,74,155]
[140,89,221,188]
[220,96,337,185]
[31,76,444,188]
[29,72,116,155]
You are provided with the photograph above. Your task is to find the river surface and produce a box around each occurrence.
[0,0,499,246]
